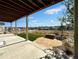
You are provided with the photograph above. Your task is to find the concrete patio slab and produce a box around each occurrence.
[0,34,25,46]
[0,41,46,59]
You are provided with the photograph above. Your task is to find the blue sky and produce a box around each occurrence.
[5,1,66,27]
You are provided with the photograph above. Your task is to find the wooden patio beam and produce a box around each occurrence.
[19,0,35,10]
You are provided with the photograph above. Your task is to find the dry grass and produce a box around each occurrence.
[32,30,74,37]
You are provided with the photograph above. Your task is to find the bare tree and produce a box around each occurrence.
[64,0,74,29]
[59,17,66,35]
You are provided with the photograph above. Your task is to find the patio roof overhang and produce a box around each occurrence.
[0,0,63,22]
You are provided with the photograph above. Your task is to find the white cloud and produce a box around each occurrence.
[45,8,61,14]
[29,15,38,24]
[29,16,34,19]
[50,20,54,23]
[44,5,66,14]
[31,20,37,23]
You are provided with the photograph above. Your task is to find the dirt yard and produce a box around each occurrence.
[34,37,63,48]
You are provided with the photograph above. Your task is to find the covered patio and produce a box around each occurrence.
[0,0,66,59]
[0,0,63,40]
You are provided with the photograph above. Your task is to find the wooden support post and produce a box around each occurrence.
[26,16,28,40]
[10,22,12,33]
[15,21,17,35]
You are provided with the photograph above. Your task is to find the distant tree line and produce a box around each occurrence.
[28,26,73,30]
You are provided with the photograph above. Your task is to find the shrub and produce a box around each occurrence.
[17,33,44,41]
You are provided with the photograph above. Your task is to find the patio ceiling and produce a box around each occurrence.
[0,0,63,22]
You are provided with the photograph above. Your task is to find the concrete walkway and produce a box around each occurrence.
[0,34,25,46]
[0,34,46,59]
